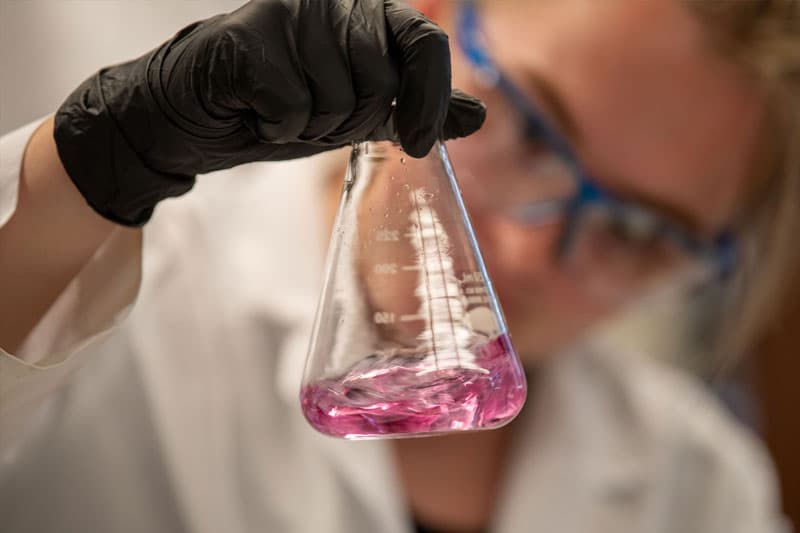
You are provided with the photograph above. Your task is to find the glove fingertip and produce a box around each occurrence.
[396,97,446,158]
[401,132,436,159]
[442,90,487,140]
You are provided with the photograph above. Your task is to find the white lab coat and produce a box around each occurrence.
[0,121,788,533]
[0,2,789,532]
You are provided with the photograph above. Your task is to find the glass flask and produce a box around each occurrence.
[301,141,527,439]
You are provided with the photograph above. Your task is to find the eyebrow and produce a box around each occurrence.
[517,71,706,233]
[608,184,706,235]
[517,70,581,146]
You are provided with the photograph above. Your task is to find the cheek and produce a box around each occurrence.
[470,216,619,344]
[470,216,560,307]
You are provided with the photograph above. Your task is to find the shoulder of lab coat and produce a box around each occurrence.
[497,341,788,533]
[0,120,142,464]
[584,340,788,533]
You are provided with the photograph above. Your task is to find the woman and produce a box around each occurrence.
[0,1,796,531]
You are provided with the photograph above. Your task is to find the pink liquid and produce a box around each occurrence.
[300,334,527,439]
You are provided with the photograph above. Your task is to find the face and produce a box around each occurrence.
[422,0,765,361]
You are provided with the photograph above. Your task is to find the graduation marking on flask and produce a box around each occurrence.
[301,141,527,440]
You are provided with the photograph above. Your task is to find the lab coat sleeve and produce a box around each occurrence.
[0,119,142,460]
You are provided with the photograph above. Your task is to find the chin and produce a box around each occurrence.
[507,325,554,364]
[506,312,581,365]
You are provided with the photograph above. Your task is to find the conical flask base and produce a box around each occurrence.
[301,141,527,440]
[301,333,525,439]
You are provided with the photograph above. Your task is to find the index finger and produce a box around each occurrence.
[384,0,452,158]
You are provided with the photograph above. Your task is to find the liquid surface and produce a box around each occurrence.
[300,334,527,439]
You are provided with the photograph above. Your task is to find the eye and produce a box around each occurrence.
[606,207,664,249]
[522,119,553,152]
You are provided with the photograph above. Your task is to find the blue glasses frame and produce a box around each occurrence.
[456,1,737,278]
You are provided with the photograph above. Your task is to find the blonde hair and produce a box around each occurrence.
[688,1,800,357]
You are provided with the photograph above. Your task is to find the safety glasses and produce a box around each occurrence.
[455,1,737,297]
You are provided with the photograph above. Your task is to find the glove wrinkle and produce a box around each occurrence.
[53,0,484,226]
[296,2,355,141]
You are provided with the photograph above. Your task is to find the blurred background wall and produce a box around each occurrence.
[0,1,243,136]
[755,269,800,527]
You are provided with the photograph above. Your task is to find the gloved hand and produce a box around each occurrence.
[54,0,486,226]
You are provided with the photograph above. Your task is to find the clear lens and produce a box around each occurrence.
[451,80,714,301]
[457,144,577,223]
[564,203,714,300]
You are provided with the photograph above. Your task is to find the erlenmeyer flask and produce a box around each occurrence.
[301,141,526,439]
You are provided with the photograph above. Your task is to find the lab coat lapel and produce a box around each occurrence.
[131,202,249,533]
[309,434,410,533]
[276,319,409,533]
[270,155,408,533]
[494,347,650,533]
[129,157,340,533]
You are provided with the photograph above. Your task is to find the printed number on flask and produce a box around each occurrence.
[376,229,401,242]
[374,312,396,324]
[374,263,398,275]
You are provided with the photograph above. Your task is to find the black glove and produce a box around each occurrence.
[53,0,486,226]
